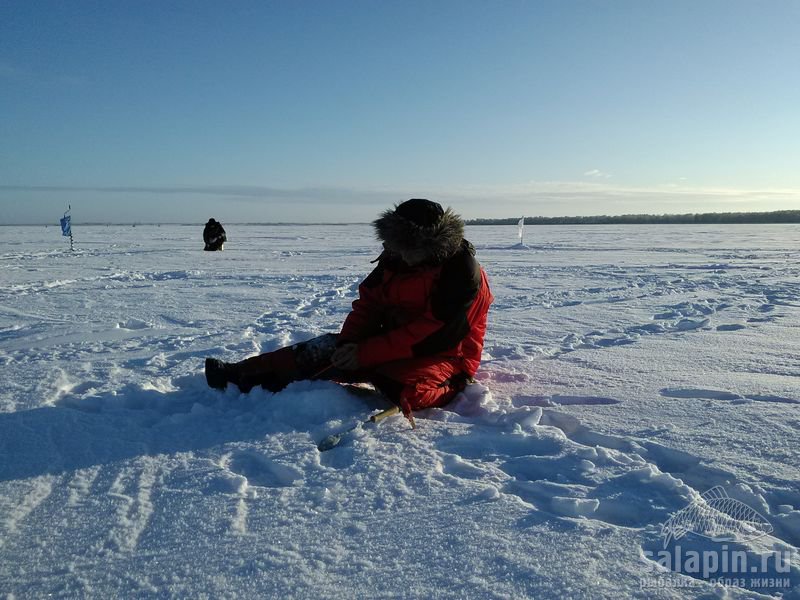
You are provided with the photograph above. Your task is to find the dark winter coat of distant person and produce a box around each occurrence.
[203,218,226,251]
[204,199,494,420]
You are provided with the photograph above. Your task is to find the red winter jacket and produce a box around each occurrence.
[339,240,493,377]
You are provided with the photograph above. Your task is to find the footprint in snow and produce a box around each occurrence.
[550,395,621,406]
[660,388,743,401]
[513,395,621,408]
[437,429,564,459]
[319,444,355,471]
[439,453,490,480]
[661,388,799,405]
[485,370,529,383]
[225,450,303,488]
[747,316,775,323]
[116,318,150,330]
[745,394,799,405]
[716,323,746,331]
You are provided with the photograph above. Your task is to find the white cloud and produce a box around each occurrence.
[583,169,612,179]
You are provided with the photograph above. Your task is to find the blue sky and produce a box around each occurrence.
[1,0,798,223]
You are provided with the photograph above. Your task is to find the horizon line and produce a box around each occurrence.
[5,208,799,227]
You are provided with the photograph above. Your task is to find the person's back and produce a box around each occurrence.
[203,218,226,251]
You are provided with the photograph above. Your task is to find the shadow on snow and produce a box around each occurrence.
[0,375,385,482]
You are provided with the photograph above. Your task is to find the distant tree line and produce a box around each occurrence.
[467,210,800,225]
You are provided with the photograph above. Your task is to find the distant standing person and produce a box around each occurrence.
[203,218,226,251]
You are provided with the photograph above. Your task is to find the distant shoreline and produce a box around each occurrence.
[468,210,800,225]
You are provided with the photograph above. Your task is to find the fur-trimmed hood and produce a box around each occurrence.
[373,205,465,266]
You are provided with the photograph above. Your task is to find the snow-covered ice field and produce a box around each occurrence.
[1,222,799,599]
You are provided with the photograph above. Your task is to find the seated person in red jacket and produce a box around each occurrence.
[205,199,493,418]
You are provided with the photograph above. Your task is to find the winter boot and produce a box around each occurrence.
[205,346,299,393]
[205,334,340,394]
[205,357,266,393]
[205,358,236,390]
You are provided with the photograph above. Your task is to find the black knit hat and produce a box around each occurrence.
[394,199,444,228]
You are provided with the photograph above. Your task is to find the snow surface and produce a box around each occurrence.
[1,223,799,599]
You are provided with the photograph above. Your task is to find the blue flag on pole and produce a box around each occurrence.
[60,215,71,236]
